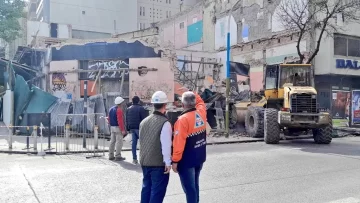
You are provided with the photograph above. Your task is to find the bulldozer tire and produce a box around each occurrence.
[245,107,264,138]
[312,115,332,144]
[264,108,280,144]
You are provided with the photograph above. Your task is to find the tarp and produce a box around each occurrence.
[14,75,58,128]
[14,75,32,126]
[230,61,250,77]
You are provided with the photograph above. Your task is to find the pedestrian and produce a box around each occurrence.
[172,90,207,203]
[139,91,172,203]
[126,96,147,164]
[108,96,127,161]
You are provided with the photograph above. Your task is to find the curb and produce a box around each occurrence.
[0,135,354,155]
[206,139,263,145]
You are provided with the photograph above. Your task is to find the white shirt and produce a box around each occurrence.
[160,121,172,166]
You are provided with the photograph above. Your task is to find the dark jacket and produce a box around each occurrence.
[126,104,147,130]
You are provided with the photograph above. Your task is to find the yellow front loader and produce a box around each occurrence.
[234,64,332,144]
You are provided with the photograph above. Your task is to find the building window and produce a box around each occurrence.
[334,34,360,57]
[139,23,146,30]
[166,11,168,18]
[180,22,184,29]
[140,6,145,16]
[220,22,225,37]
[169,11,171,16]
[169,0,171,3]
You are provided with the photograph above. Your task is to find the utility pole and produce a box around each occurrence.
[9,61,14,135]
[262,49,266,90]
[225,1,241,137]
[83,80,88,148]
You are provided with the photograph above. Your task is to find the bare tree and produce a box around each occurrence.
[276,0,360,64]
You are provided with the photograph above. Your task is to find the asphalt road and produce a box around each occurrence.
[2,137,360,203]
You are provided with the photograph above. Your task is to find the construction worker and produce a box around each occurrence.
[126,96,147,164]
[108,96,127,161]
[139,91,172,203]
[172,90,207,203]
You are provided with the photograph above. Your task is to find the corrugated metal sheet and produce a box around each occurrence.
[72,99,84,129]
[47,100,70,130]
[69,95,109,134]
[89,94,109,134]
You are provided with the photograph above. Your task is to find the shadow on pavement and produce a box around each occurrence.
[57,154,143,172]
[278,138,360,158]
[115,160,142,173]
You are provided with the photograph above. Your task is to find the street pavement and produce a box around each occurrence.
[2,137,360,203]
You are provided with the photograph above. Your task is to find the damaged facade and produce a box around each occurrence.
[2,0,360,131]
[113,0,360,128]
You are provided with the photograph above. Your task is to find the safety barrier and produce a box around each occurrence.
[0,125,49,155]
[0,113,109,157]
[55,113,108,158]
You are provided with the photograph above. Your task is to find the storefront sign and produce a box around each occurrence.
[336,59,360,69]
[352,90,360,125]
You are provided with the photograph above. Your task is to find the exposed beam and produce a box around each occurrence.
[48,68,158,74]
[177,59,221,65]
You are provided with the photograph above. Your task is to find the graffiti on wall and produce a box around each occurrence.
[87,60,129,79]
[129,58,174,102]
[51,73,73,101]
[52,73,67,91]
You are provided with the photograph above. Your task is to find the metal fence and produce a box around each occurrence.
[0,113,110,157]
[0,125,50,155]
[55,113,108,158]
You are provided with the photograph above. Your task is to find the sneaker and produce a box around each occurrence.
[109,157,115,161]
[132,159,138,164]
[115,157,126,161]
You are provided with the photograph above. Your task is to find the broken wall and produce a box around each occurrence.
[214,0,285,45]
[175,50,220,91]
[159,3,204,50]
[231,36,308,91]
[129,58,174,102]
[215,15,238,50]
[50,60,79,101]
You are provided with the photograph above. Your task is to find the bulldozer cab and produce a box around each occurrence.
[264,64,312,100]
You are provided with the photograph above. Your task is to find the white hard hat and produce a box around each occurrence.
[114,96,125,105]
[151,91,168,104]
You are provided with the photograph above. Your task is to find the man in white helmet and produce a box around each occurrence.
[107,96,127,161]
[139,91,172,203]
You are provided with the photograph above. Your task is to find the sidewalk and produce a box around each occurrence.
[334,126,360,136]
[0,128,357,154]
[0,132,263,154]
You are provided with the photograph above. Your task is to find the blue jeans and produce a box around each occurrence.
[141,167,170,203]
[131,129,139,160]
[178,164,203,203]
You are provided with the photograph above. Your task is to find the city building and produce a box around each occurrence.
[27,0,201,39]
[28,0,138,39]
[137,0,201,30]
[113,0,360,127]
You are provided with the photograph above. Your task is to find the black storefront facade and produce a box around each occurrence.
[315,58,360,127]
